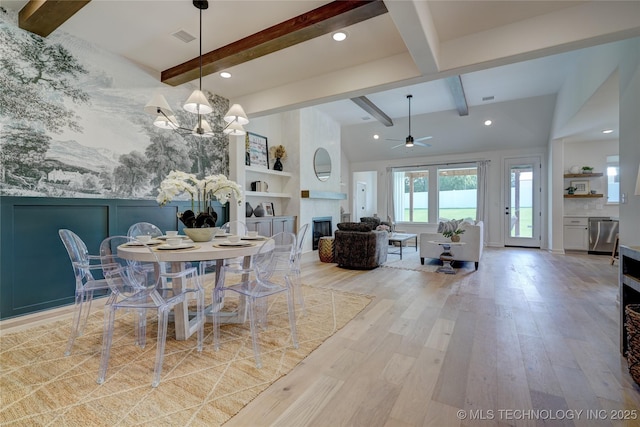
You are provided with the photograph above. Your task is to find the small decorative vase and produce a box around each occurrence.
[245,202,253,217]
[273,158,283,171]
[451,235,461,242]
[253,204,265,217]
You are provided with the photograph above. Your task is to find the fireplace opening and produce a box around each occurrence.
[312,217,332,250]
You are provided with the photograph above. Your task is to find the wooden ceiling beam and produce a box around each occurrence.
[161,0,388,86]
[19,0,91,38]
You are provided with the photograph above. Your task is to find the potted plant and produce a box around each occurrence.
[565,186,577,195]
[442,228,465,242]
[581,166,594,173]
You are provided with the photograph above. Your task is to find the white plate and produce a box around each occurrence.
[157,235,188,240]
[214,233,233,238]
[214,241,253,247]
[126,239,162,246]
[156,243,196,250]
[241,236,266,240]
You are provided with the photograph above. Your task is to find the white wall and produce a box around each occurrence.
[549,37,639,249]
[618,38,640,246]
[244,107,342,253]
[353,171,377,219]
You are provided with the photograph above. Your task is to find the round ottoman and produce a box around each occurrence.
[318,236,335,263]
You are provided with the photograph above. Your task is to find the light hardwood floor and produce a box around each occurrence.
[226,247,640,427]
[2,247,638,426]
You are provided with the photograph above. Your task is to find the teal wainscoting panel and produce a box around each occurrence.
[0,197,228,320]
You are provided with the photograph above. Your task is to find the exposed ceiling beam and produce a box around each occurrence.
[161,0,388,86]
[350,96,394,127]
[446,75,469,116]
[19,0,91,38]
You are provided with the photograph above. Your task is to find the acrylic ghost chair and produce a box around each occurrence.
[97,235,204,387]
[199,220,249,295]
[213,232,298,368]
[291,223,309,315]
[127,222,163,239]
[59,229,118,356]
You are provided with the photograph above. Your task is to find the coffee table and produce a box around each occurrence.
[429,241,466,274]
[388,233,417,259]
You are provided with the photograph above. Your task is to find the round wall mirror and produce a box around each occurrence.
[314,148,332,181]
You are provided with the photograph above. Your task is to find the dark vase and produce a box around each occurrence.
[179,208,217,228]
[273,158,283,171]
[245,202,253,217]
[253,204,265,217]
[245,151,251,166]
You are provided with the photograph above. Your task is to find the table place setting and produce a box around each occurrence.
[127,236,163,246]
[241,235,267,240]
[156,235,189,240]
[213,234,255,247]
[155,242,198,250]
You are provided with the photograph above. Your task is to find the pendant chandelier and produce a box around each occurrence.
[144,0,248,137]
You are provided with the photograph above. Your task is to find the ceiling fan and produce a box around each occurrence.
[386,94,432,149]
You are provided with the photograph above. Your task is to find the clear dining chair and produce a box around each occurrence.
[199,220,249,279]
[97,235,204,387]
[213,232,298,368]
[291,223,309,315]
[59,229,117,356]
[127,222,163,239]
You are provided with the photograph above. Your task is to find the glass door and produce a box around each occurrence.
[505,157,541,247]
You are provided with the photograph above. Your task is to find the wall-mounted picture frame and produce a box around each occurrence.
[570,180,590,195]
[247,132,269,169]
[262,202,274,216]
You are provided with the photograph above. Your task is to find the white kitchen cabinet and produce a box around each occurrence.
[563,217,588,250]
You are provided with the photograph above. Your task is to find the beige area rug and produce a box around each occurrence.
[0,285,371,426]
[382,249,476,274]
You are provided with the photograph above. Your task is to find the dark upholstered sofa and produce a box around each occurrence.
[333,222,388,269]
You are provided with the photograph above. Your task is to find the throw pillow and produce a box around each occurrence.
[337,222,374,232]
[437,219,462,233]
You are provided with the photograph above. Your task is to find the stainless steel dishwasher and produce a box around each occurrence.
[588,217,619,254]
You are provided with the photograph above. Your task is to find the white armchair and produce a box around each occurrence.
[419,220,484,270]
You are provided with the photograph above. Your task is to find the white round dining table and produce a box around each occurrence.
[118,238,266,340]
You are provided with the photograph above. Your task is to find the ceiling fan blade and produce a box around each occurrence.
[390,143,405,149]
[414,141,431,147]
[415,136,432,142]
[385,138,402,142]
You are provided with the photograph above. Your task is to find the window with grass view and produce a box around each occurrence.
[437,167,477,221]
[392,164,478,223]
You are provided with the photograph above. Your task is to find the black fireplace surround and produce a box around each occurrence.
[312,217,332,250]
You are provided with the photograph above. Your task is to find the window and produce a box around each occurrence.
[438,167,477,221]
[391,164,478,224]
[607,155,619,204]
[393,170,428,222]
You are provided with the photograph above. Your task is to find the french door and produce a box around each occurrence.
[504,157,541,247]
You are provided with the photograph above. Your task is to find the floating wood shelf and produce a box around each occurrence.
[301,190,347,200]
[564,173,603,178]
[564,194,604,198]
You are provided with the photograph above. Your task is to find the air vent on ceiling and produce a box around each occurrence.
[482,96,495,101]
[172,29,196,43]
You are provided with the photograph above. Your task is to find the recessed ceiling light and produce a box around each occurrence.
[332,31,347,42]
[220,71,231,78]
[602,129,613,134]
[484,119,492,126]
[373,134,379,140]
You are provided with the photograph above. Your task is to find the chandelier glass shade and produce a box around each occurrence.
[144,1,248,138]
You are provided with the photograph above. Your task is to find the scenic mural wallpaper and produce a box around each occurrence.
[0,7,230,200]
